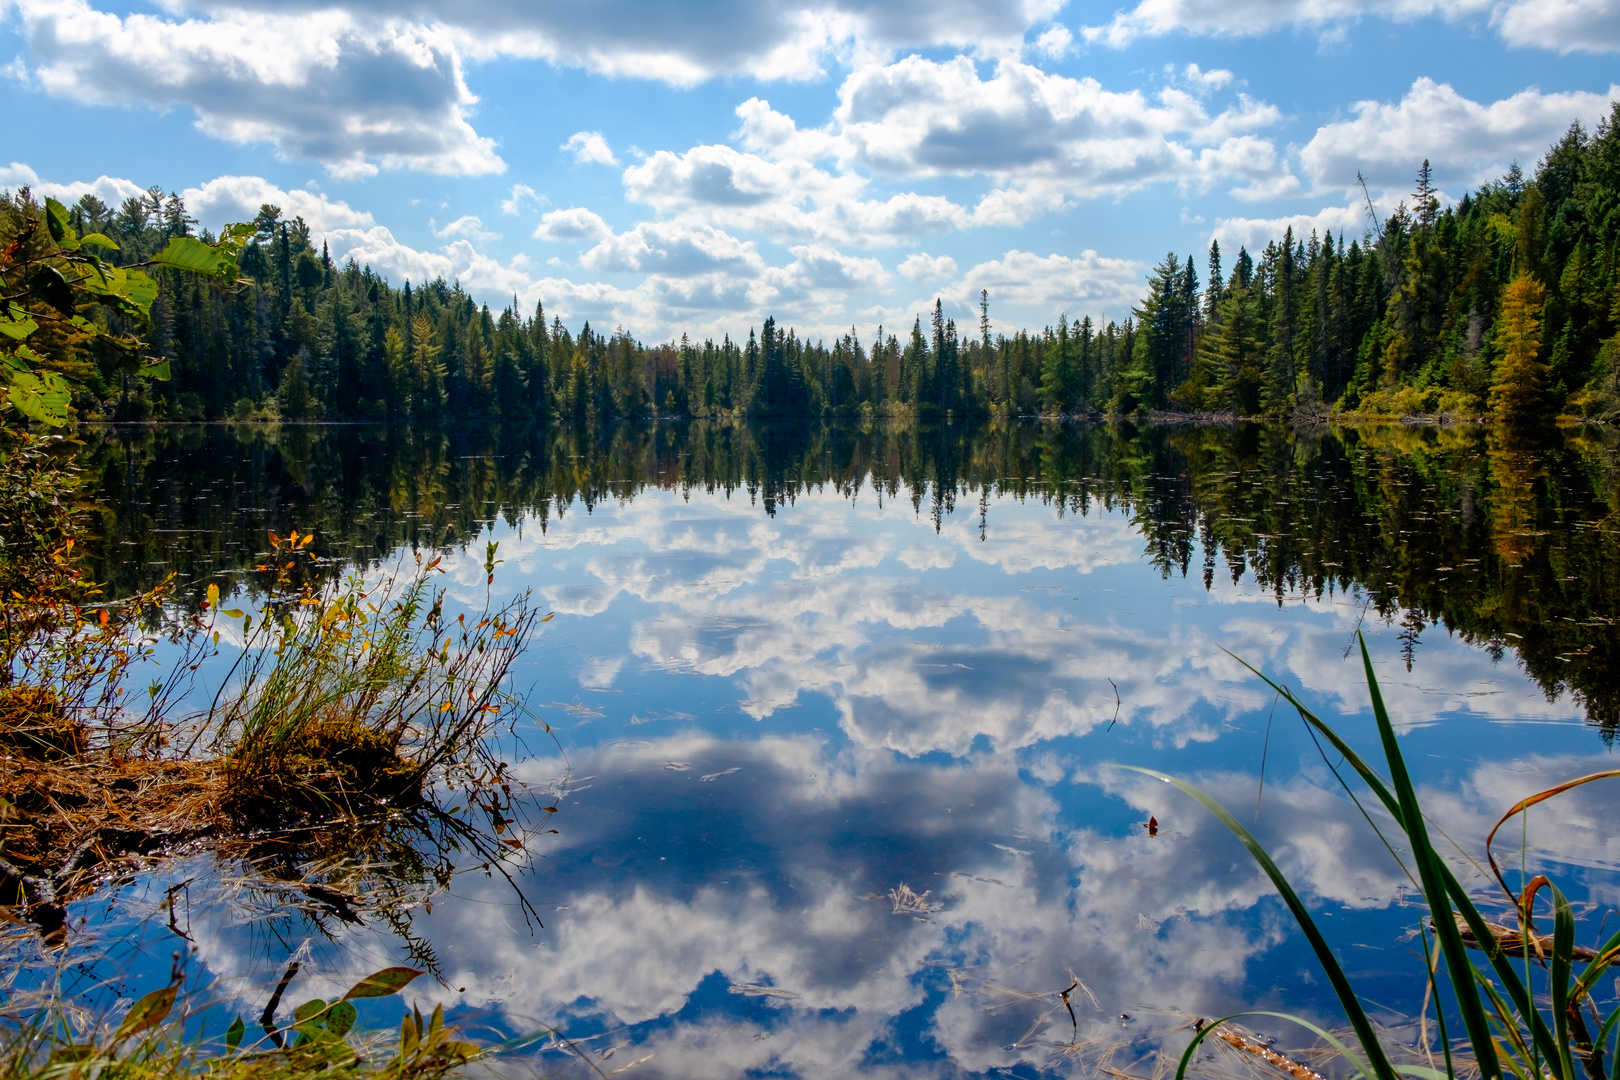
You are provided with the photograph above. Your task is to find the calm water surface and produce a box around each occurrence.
[38,421,1620,1078]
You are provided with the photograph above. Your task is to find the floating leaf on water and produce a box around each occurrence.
[344,966,424,1000]
[700,767,740,782]
[113,984,177,1044]
[325,1000,357,1036]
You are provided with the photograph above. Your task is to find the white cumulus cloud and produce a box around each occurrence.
[1300,77,1620,193]
[500,183,541,215]
[9,0,503,178]
[563,130,620,166]
[432,214,499,242]
[1081,0,1620,52]
[181,175,376,235]
[898,253,959,281]
[534,206,615,243]
[580,221,765,277]
[0,161,145,208]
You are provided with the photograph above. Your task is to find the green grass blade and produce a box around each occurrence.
[1418,915,1458,1080]
[1596,1004,1620,1080]
[1474,965,1534,1065]
[1249,644,1549,1073]
[1440,866,1561,1069]
[1111,764,1400,1080]
[1358,634,1502,1080]
[1552,883,1577,1080]
[1233,644,1557,1072]
[1574,940,1620,1002]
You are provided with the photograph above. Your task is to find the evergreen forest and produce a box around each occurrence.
[22,101,1620,426]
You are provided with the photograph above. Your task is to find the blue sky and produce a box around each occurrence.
[2,0,1616,343]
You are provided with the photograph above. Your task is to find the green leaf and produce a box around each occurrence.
[218,222,256,252]
[79,265,157,320]
[0,314,38,340]
[6,368,73,427]
[1110,762,1401,1080]
[292,999,327,1025]
[1232,645,1548,1076]
[44,197,75,246]
[144,359,173,382]
[1552,884,1577,1080]
[344,966,424,1000]
[77,232,119,250]
[225,1015,244,1053]
[28,266,76,318]
[151,236,230,277]
[113,984,177,1044]
[324,1000,357,1037]
[221,608,245,618]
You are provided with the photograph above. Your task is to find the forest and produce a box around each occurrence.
[16,100,1620,425]
[80,419,1620,734]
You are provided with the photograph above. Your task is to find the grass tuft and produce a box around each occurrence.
[1120,633,1620,1080]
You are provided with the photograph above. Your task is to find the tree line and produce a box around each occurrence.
[79,419,1620,735]
[30,99,1620,424]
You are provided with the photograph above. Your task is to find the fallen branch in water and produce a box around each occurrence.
[1194,1020,1328,1080]
[1448,912,1599,962]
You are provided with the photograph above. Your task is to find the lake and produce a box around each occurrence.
[25,419,1620,1078]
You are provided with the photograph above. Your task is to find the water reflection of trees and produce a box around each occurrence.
[75,420,1620,732]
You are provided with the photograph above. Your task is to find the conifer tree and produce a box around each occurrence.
[1489,273,1549,423]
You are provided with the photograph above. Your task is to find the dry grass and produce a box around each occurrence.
[0,525,548,944]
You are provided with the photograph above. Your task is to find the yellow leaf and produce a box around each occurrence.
[439,702,454,713]
[207,583,219,610]
[113,985,177,1044]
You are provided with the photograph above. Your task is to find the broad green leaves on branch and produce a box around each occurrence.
[0,192,250,427]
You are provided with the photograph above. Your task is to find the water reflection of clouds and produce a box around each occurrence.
[357,731,1606,1076]
[428,484,1586,752]
[418,734,1287,1072]
[164,729,1619,1077]
[334,477,1610,1076]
